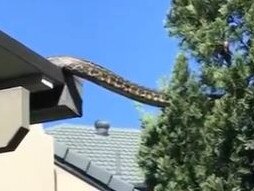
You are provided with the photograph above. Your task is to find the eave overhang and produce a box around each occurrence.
[0,30,82,123]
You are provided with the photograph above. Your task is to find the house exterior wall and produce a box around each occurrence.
[55,166,100,191]
[0,124,101,191]
[0,124,55,191]
[0,87,29,147]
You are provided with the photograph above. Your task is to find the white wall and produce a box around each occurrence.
[0,124,101,191]
[0,125,55,191]
[55,166,100,191]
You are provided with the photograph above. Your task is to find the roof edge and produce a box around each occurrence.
[54,141,142,191]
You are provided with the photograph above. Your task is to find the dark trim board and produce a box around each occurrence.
[0,30,82,123]
[0,30,64,84]
[30,74,82,124]
[0,127,28,153]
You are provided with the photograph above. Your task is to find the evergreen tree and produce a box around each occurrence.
[139,0,254,190]
[138,54,208,191]
[166,1,254,190]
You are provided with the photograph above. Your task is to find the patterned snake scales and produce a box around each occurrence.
[48,56,169,108]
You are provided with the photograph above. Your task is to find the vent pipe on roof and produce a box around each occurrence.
[94,120,110,136]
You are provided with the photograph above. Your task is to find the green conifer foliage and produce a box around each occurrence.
[138,54,208,191]
[139,1,254,190]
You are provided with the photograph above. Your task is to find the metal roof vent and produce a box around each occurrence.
[94,120,110,136]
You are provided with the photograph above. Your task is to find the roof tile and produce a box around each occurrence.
[108,176,134,191]
[46,125,144,186]
[54,141,68,159]
[65,149,90,172]
[87,162,112,185]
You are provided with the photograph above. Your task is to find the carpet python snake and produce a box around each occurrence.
[48,56,169,107]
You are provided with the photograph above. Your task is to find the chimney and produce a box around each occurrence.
[94,120,110,136]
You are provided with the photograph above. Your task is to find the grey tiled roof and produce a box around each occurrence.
[45,124,145,189]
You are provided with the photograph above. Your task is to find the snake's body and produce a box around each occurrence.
[48,56,169,107]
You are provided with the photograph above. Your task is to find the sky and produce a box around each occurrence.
[0,0,179,129]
